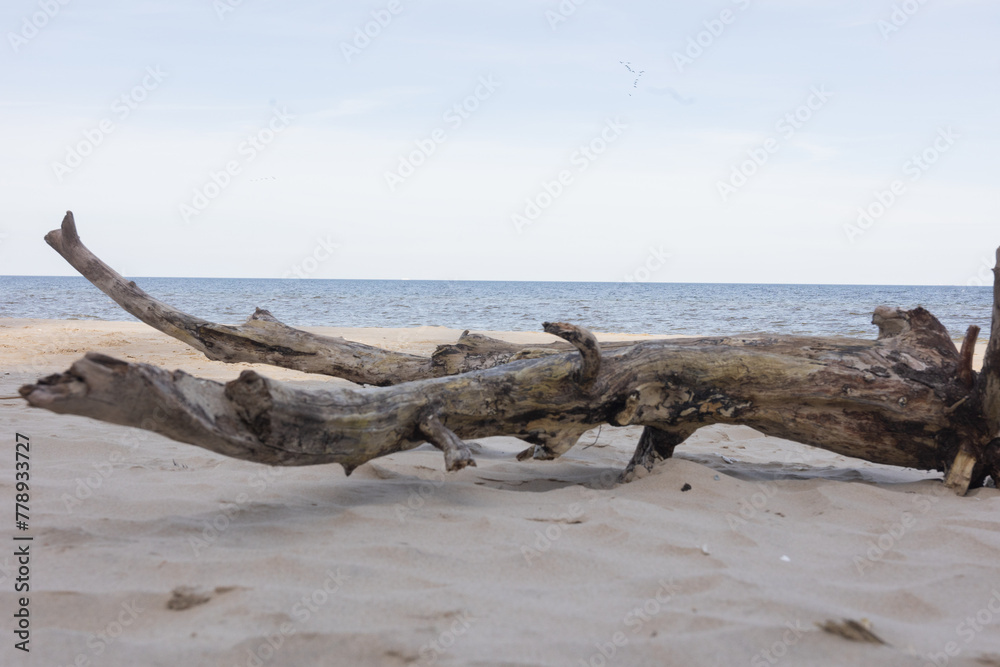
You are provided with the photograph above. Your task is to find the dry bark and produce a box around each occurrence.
[19,212,1000,493]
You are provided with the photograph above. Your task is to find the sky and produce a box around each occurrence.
[0,0,998,284]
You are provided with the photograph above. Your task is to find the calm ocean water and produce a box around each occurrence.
[0,276,992,339]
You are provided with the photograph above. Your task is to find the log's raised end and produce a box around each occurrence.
[542,321,601,385]
[44,210,79,249]
[872,307,959,364]
[872,306,910,340]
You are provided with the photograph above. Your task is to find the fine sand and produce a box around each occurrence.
[2,318,1000,666]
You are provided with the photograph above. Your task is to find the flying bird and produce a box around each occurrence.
[619,61,645,96]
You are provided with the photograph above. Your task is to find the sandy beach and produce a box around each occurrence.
[3,318,1000,666]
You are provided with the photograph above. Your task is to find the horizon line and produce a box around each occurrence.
[0,274,990,288]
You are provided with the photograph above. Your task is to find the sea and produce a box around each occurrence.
[0,276,992,340]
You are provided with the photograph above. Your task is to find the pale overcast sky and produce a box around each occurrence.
[1,0,997,283]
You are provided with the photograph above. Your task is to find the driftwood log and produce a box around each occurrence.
[19,212,1000,495]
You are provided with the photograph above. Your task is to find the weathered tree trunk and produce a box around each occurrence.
[19,212,1000,494]
[961,248,1000,490]
[40,212,596,386]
